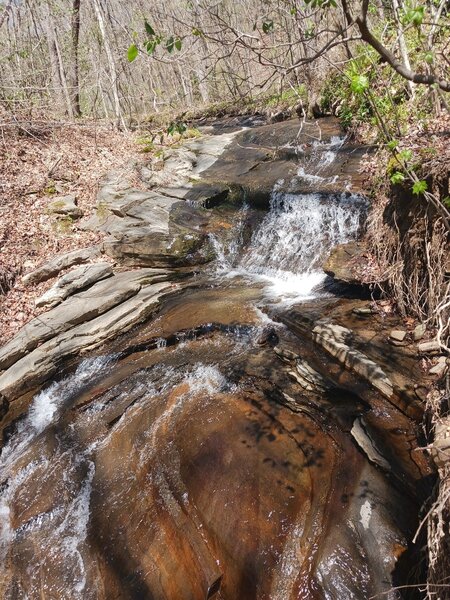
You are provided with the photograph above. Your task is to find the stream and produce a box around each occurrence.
[0,135,429,599]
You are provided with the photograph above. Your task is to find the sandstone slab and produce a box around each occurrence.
[22,246,103,286]
[0,269,167,371]
[35,263,113,308]
[312,321,394,400]
[0,281,174,399]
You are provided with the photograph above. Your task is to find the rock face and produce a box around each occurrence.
[84,179,214,267]
[323,241,368,285]
[0,279,174,399]
[0,287,432,600]
[0,269,171,397]
[76,131,244,268]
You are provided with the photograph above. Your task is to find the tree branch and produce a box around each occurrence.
[355,13,450,92]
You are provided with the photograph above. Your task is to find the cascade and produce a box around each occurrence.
[0,124,427,600]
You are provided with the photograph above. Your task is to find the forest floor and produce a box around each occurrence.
[0,113,142,344]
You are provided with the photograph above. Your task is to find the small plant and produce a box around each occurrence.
[136,135,155,153]
[167,121,187,136]
[43,181,57,195]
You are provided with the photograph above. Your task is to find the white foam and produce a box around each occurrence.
[237,192,366,301]
[185,364,228,395]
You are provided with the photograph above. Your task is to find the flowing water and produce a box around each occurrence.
[212,189,367,302]
[0,134,428,599]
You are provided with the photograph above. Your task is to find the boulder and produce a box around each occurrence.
[35,263,113,308]
[46,194,83,219]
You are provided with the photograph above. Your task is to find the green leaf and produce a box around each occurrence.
[290,7,297,15]
[262,20,274,34]
[390,171,405,184]
[350,74,369,94]
[399,149,413,162]
[443,196,450,208]
[127,43,138,62]
[192,27,203,36]
[145,21,155,37]
[412,180,428,195]
[146,40,157,54]
[387,140,399,151]
[167,121,187,136]
[175,38,182,51]
[166,36,174,53]
[403,6,425,27]
[424,52,434,65]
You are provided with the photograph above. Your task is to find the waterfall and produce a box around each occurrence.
[211,133,368,303]
[213,190,367,302]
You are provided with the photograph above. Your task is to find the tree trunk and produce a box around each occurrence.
[391,0,414,98]
[70,0,82,117]
[92,0,127,129]
[44,3,65,116]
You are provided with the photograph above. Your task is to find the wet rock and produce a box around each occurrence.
[323,242,368,285]
[255,326,279,346]
[312,321,394,400]
[273,345,298,363]
[21,245,103,286]
[46,194,83,219]
[351,418,391,471]
[35,263,113,308]
[290,359,330,392]
[0,393,8,420]
[0,327,426,599]
[413,323,427,341]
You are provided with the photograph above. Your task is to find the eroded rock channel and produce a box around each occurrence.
[0,118,434,599]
